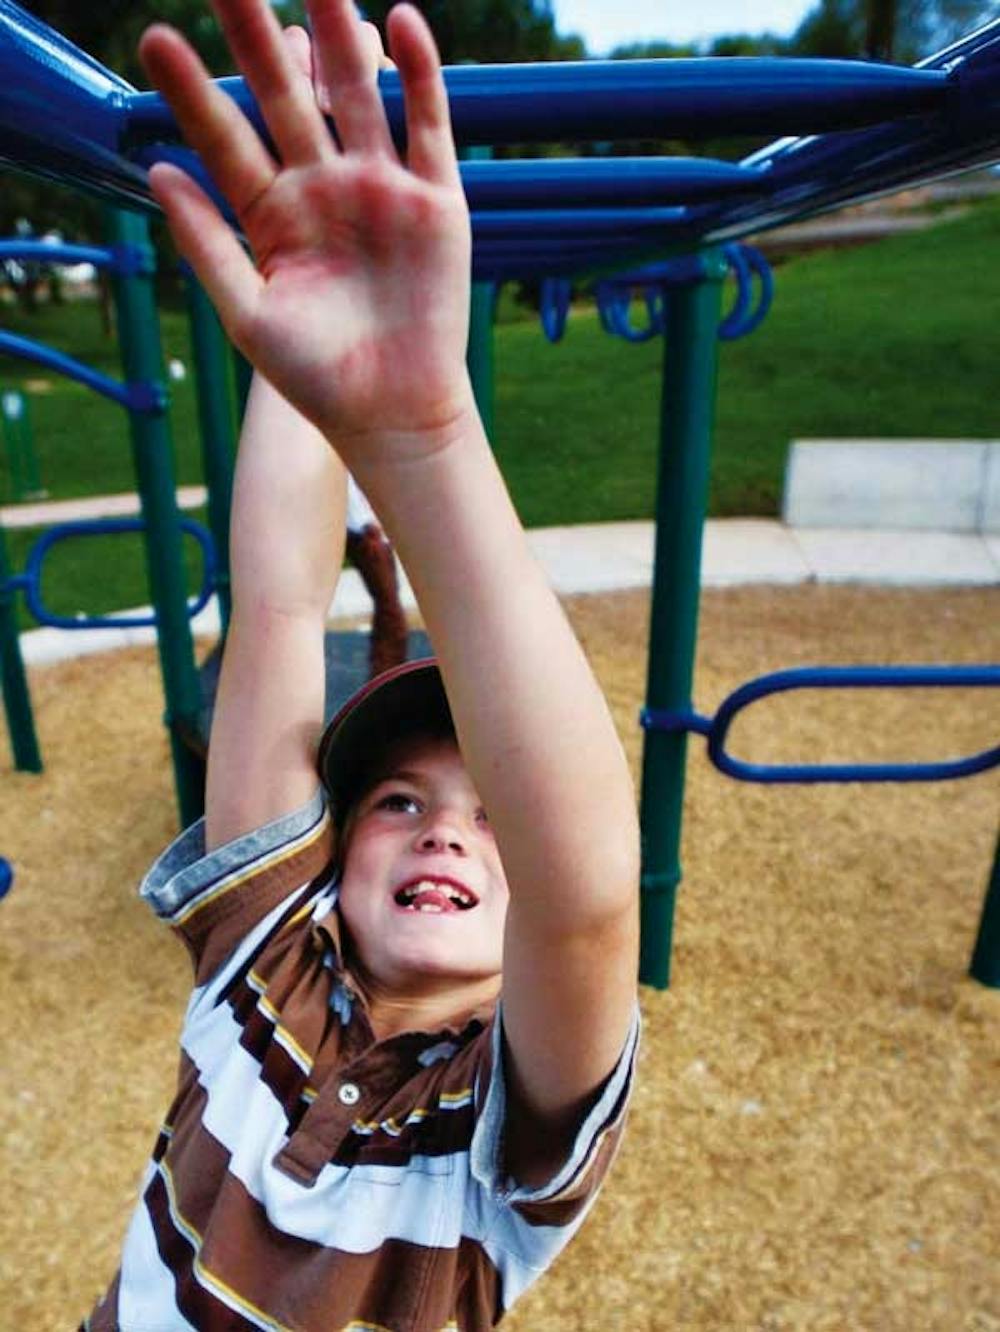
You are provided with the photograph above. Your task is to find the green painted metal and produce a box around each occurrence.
[232,346,253,424]
[185,275,235,632]
[106,207,204,827]
[0,519,41,772]
[1,387,44,500]
[639,248,727,989]
[970,831,1000,987]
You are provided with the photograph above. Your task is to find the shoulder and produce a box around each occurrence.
[141,789,336,982]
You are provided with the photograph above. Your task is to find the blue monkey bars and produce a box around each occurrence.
[0,0,997,987]
[2,0,1000,270]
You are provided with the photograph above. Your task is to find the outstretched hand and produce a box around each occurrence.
[140,0,474,461]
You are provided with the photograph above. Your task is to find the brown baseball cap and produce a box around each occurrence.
[317,658,455,823]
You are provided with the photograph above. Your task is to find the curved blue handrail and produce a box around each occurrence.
[0,331,165,413]
[642,664,1000,783]
[18,517,216,630]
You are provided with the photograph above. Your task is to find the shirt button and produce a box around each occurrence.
[338,1082,361,1107]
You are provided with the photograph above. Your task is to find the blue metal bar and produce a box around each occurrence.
[472,207,688,239]
[643,664,1000,784]
[2,3,1000,278]
[461,158,771,208]
[126,58,951,149]
[0,0,148,209]
[0,240,114,269]
[0,330,166,413]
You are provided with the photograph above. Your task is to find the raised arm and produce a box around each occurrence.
[204,373,344,850]
[141,0,638,1144]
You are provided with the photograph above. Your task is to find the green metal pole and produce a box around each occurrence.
[232,346,253,425]
[461,146,496,440]
[185,274,235,633]
[969,831,1000,987]
[106,208,204,827]
[639,248,727,989]
[0,520,41,772]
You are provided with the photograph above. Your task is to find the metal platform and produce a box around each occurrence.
[189,628,434,756]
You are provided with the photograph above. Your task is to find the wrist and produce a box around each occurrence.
[326,377,487,484]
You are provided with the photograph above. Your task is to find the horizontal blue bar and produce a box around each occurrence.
[0,240,112,268]
[461,158,770,208]
[126,58,950,149]
[472,207,687,238]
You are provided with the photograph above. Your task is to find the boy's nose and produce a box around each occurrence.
[416,815,467,855]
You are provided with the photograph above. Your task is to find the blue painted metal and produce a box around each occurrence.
[641,664,1000,783]
[0,240,113,269]
[128,57,951,148]
[472,207,688,239]
[587,246,773,343]
[718,245,774,341]
[2,1,999,279]
[540,279,573,343]
[0,0,148,208]
[0,857,11,901]
[0,330,166,413]
[19,517,216,630]
[461,158,771,208]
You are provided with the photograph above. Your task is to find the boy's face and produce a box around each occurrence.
[337,734,509,994]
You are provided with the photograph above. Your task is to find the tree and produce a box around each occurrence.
[358,0,579,63]
[17,0,307,81]
[787,0,996,61]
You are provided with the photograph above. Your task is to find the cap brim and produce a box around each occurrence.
[317,658,453,821]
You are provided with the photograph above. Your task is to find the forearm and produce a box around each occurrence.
[349,394,640,932]
[230,373,346,623]
[205,374,346,849]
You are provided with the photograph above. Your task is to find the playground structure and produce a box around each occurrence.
[0,0,997,990]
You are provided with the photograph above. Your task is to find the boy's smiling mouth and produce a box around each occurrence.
[393,877,479,913]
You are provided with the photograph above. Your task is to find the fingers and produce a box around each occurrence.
[209,0,336,166]
[306,0,396,157]
[148,161,261,338]
[140,24,280,217]
[386,5,461,190]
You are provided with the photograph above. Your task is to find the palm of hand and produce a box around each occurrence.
[237,156,472,445]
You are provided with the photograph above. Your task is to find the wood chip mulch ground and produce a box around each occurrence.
[1,584,997,1331]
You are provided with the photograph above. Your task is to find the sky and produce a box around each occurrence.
[550,0,819,53]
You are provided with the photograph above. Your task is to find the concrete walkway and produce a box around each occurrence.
[12,507,999,667]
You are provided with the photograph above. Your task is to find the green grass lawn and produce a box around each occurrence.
[2,196,1000,624]
[494,196,1000,524]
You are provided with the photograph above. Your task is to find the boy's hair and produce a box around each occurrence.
[318,659,455,828]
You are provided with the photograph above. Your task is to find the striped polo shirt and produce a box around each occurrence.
[83,790,639,1332]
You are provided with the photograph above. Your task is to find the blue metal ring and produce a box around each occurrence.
[21,517,217,630]
[539,278,573,343]
[719,243,774,341]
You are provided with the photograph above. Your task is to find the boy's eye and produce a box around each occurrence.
[377,792,421,814]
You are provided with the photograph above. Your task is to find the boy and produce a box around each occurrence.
[83,2,640,1327]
